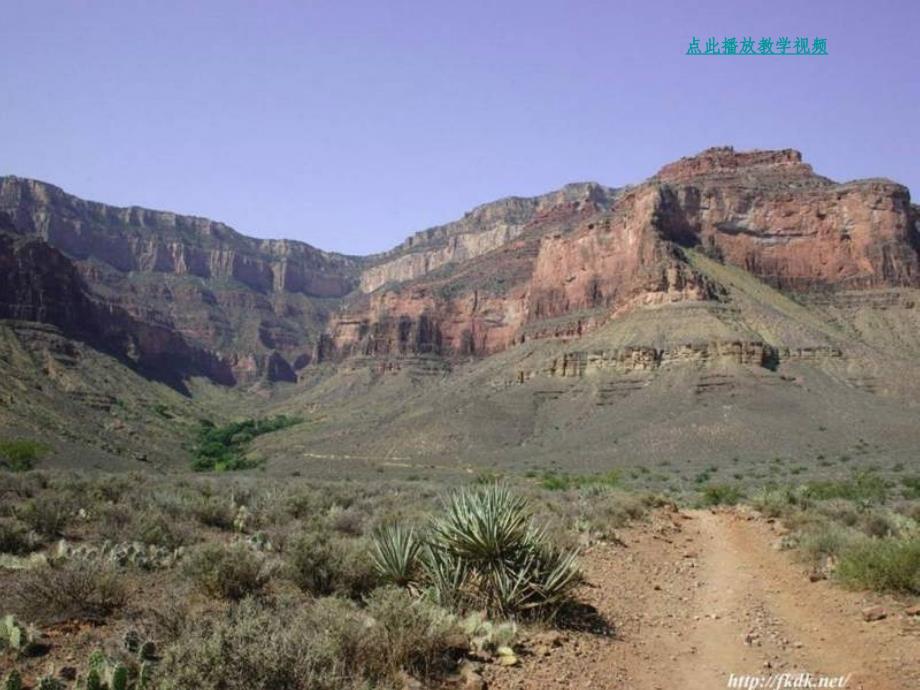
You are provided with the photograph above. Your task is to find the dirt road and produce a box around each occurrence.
[486,509,920,690]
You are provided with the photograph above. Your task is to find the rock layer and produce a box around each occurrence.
[3,147,918,386]
[321,147,919,364]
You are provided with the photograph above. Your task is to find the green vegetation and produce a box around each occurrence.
[836,538,920,594]
[287,531,378,599]
[0,439,48,472]
[373,484,583,619]
[191,415,301,471]
[901,476,920,499]
[156,591,460,690]
[184,542,270,600]
[802,472,889,502]
[539,470,620,492]
[12,560,128,623]
[751,471,920,596]
[699,483,744,506]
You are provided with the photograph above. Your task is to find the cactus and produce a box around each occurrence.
[81,650,145,690]
[84,668,103,690]
[37,678,63,690]
[109,663,128,690]
[4,670,22,690]
[137,662,153,690]
[138,639,157,661]
[123,628,141,653]
[0,615,39,655]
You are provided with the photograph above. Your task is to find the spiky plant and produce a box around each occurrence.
[426,484,582,619]
[370,524,422,587]
[420,543,469,609]
[4,670,22,690]
[430,484,531,569]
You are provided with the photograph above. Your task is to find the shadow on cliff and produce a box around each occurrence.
[0,217,235,394]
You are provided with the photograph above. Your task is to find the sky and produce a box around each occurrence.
[1,1,917,254]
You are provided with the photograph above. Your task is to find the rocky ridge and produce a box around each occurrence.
[2,147,918,389]
[320,147,920,365]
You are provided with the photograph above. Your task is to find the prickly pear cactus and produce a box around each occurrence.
[109,663,128,690]
[138,639,157,661]
[84,667,103,690]
[4,670,22,690]
[137,661,153,690]
[0,615,39,654]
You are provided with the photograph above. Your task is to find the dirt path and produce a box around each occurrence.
[486,509,920,690]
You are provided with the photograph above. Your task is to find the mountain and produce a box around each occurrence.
[2,147,919,472]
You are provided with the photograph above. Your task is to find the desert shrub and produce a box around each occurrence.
[539,471,620,492]
[188,496,236,530]
[750,486,799,518]
[0,519,37,555]
[797,523,859,566]
[893,500,920,523]
[0,439,49,472]
[124,510,193,550]
[16,495,72,540]
[360,587,461,680]
[157,593,461,690]
[814,498,861,527]
[555,490,653,541]
[13,561,127,622]
[185,543,271,600]
[374,484,583,620]
[156,597,352,690]
[699,484,744,507]
[286,488,339,520]
[328,506,366,536]
[900,476,920,500]
[859,511,899,538]
[835,538,920,594]
[286,531,378,598]
[804,472,888,503]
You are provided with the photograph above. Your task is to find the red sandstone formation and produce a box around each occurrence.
[3,147,917,381]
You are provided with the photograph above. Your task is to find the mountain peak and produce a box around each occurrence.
[656,146,811,182]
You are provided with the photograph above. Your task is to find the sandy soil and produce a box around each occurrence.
[485,508,920,690]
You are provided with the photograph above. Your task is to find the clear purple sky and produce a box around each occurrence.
[1,1,917,254]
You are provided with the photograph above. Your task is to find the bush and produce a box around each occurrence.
[185,543,271,600]
[0,439,49,472]
[750,486,798,518]
[13,561,128,622]
[0,519,37,555]
[836,538,920,594]
[539,471,620,492]
[189,496,236,530]
[700,484,744,507]
[797,524,858,566]
[361,587,461,680]
[124,510,193,550]
[157,594,462,690]
[16,496,71,540]
[900,476,920,499]
[287,531,378,598]
[804,473,888,503]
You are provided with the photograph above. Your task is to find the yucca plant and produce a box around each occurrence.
[427,484,582,619]
[431,485,531,569]
[370,524,422,587]
[420,543,469,609]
